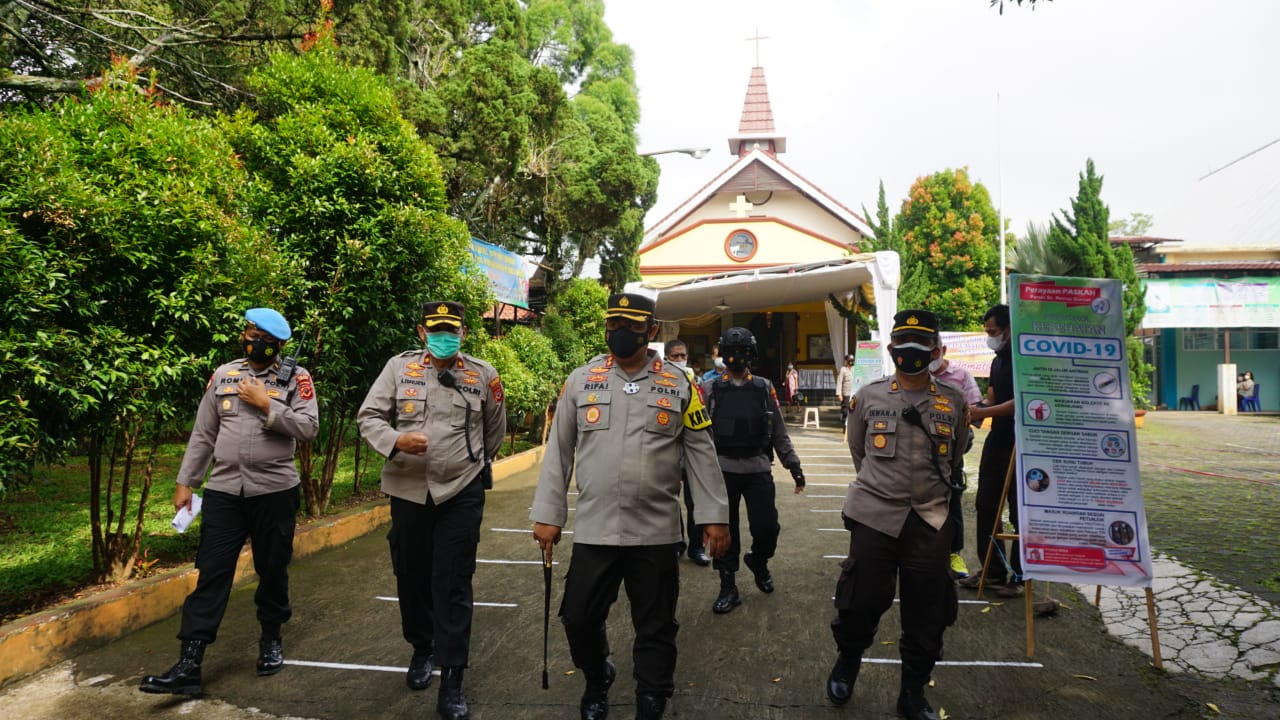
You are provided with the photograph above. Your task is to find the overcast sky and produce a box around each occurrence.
[603,0,1279,239]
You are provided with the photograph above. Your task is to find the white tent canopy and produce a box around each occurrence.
[625,251,900,369]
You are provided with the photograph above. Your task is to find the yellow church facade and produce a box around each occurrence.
[631,66,898,396]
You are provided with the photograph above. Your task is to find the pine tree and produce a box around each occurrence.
[1048,159,1150,404]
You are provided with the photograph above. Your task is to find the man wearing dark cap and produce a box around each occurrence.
[141,308,319,696]
[357,301,506,720]
[532,292,730,720]
[825,309,970,720]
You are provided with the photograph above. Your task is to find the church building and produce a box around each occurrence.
[631,65,899,394]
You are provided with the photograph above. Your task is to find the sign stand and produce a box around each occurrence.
[974,452,1036,656]
[973,450,1164,667]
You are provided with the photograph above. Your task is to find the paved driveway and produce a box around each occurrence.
[2,412,1278,719]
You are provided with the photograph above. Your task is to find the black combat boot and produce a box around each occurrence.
[256,637,285,676]
[436,666,470,720]
[139,639,206,695]
[712,571,741,614]
[743,552,774,594]
[825,652,861,706]
[407,651,435,690]
[580,659,616,720]
[635,692,667,719]
[896,678,941,720]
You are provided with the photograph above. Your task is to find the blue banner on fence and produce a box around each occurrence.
[469,238,530,309]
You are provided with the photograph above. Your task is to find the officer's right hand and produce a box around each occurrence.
[533,523,562,555]
[395,431,429,455]
[703,523,731,558]
[173,484,193,512]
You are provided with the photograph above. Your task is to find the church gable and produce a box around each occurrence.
[721,162,798,195]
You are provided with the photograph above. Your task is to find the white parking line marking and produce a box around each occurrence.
[862,658,1042,668]
[491,528,573,535]
[802,475,853,478]
[477,559,560,565]
[817,528,845,532]
[805,495,845,499]
[284,659,410,673]
[376,596,518,607]
[810,509,842,513]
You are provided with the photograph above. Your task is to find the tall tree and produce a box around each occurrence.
[228,33,490,515]
[0,62,285,579]
[890,168,1001,330]
[1048,159,1151,405]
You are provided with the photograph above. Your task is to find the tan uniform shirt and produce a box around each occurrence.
[532,351,729,545]
[843,375,970,538]
[176,359,319,496]
[357,350,506,505]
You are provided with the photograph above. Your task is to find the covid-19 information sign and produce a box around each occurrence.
[1010,274,1153,587]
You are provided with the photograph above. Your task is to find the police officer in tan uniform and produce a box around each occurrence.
[357,301,505,720]
[826,310,970,720]
[532,293,730,720]
[140,308,319,696]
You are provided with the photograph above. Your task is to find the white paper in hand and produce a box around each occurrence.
[171,493,203,533]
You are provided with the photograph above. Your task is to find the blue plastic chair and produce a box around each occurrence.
[1242,383,1261,412]
[1178,384,1200,411]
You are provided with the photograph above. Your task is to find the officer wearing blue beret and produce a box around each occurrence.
[141,308,319,696]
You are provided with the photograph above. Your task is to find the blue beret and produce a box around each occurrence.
[244,307,291,341]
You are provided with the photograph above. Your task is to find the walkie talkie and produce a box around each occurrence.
[277,330,305,402]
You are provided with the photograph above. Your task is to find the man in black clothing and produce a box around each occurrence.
[700,327,805,614]
[963,304,1023,597]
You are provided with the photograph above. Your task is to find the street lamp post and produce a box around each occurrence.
[638,147,711,159]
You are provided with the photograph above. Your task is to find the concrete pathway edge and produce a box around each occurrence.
[0,446,545,689]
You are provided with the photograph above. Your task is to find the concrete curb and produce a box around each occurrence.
[0,445,545,689]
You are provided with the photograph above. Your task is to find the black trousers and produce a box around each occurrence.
[712,470,779,573]
[831,512,957,685]
[681,471,701,552]
[179,486,299,643]
[974,430,1021,583]
[560,544,680,698]
[388,477,485,667]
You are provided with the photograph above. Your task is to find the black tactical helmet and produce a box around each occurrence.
[719,326,757,366]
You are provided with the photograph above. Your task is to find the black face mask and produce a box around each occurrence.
[606,328,648,358]
[891,342,934,375]
[245,336,280,364]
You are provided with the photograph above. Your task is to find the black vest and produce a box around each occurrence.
[710,377,773,458]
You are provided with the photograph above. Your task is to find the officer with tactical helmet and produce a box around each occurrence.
[140,308,318,697]
[826,309,970,720]
[700,326,805,615]
[532,292,730,720]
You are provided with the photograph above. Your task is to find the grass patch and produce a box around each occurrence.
[0,431,539,624]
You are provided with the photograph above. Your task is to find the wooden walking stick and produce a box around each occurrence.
[542,544,552,690]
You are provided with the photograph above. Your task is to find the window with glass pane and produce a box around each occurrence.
[1251,328,1279,350]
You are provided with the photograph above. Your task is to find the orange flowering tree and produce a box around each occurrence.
[890,168,1002,330]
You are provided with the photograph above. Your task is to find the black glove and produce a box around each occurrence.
[789,465,805,488]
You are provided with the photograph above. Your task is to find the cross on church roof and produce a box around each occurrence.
[746,27,769,67]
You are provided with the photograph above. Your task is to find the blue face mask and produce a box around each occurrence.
[427,331,462,359]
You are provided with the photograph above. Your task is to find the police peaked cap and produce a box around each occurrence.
[605,293,655,322]
[422,301,465,328]
[891,309,940,339]
[244,307,291,341]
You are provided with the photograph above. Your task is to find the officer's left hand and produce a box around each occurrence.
[703,524,731,558]
[237,375,270,413]
[789,465,805,492]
